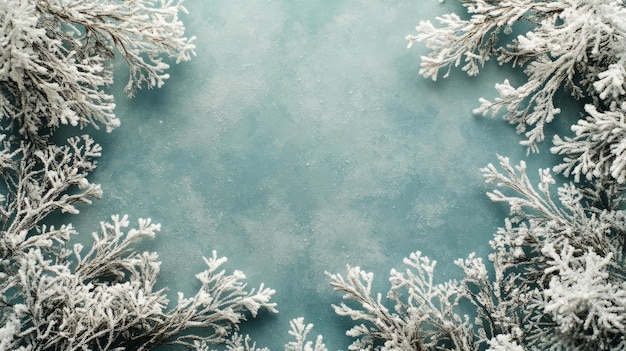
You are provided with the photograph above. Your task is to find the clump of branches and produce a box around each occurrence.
[0,1,285,350]
[407,0,626,155]
[0,0,196,137]
[0,135,277,350]
[319,1,626,349]
[326,156,626,350]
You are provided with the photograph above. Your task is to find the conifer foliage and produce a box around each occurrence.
[407,0,626,155]
[1,0,196,136]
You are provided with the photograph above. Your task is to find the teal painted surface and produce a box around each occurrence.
[60,1,579,349]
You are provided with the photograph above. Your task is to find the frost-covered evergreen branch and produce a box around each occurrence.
[1,214,277,351]
[382,1,626,350]
[327,253,476,351]
[0,132,277,350]
[207,333,271,351]
[200,318,327,351]
[0,0,196,136]
[0,2,283,348]
[285,318,328,351]
[0,134,103,256]
[482,156,626,350]
[552,103,626,184]
[482,155,625,264]
[408,0,537,80]
[325,248,539,351]
[408,0,626,152]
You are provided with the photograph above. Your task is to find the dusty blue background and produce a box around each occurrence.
[61,1,578,349]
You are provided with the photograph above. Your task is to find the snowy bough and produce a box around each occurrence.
[0,1,280,350]
[0,0,196,137]
[0,136,277,350]
[407,0,626,157]
[326,165,626,349]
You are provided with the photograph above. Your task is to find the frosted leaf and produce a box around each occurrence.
[285,318,328,351]
[486,334,525,351]
[594,63,626,100]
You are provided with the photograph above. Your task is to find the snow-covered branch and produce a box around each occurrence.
[409,0,626,152]
[482,155,626,350]
[285,318,328,351]
[482,155,625,262]
[0,1,284,350]
[1,215,277,351]
[407,0,537,80]
[327,251,476,350]
[0,134,102,258]
[552,103,626,184]
[0,134,278,349]
[542,243,626,348]
[0,0,196,136]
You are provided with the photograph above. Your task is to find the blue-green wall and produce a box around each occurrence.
[60,1,579,349]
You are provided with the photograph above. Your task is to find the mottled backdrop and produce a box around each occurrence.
[60,1,574,349]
